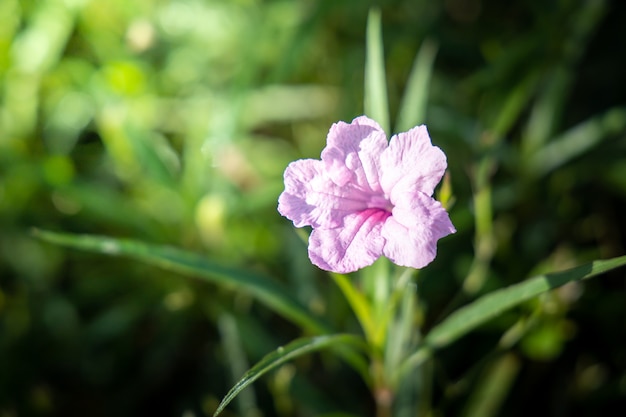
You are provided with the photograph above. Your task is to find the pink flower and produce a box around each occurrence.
[278,116,455,273]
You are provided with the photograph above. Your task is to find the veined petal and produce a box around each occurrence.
[380,125,447,200]
[308,209,389,273]
[278,159,320,227]
[278,159,378,229]
[382,192,455,269]
[278,116,455,273]
[321,116,388,193]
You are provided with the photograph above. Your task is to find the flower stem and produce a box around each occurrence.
[371,358,394,417]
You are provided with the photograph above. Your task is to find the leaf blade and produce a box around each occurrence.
[364,8,389,134]
[425,255,626,348]
[213,334,367,417]
[331,272,377,346]
[395,255,626,382]
[33,229,331,334]
[395,38,438,133]
[524,107,626,177]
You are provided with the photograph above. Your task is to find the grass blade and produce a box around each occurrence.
[218,313,259,417]
[524,107,626,177]
[462,353,520,417]
[213,334,367,417]
[33,229,331,334]
[425,255,626,348]
[396,255,626,381]
[364,8,389,134]
[331,273,376,346]
[395,38,438,133]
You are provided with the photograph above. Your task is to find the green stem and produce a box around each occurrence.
[372,357,394,417]
[331,272,378,348]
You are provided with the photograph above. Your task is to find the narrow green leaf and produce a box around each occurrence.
[395,38,438,133]
[213,334,367,417]
[364,8,389,134]
[33,229,331,334]
[522,0,607,156]
[217,314,259,416]
[124,125,179,186]
[425,255,626,348]
[330,273,376,346]
[521,67,570,155]
[384,281,417,376]
[524,107,626,177]
[491,71,540,138]
[396,255,626,381]
[462,353,520,417]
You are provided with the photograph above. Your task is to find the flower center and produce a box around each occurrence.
[367,194,394,214]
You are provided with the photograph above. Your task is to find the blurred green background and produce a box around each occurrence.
[1,0,625,416]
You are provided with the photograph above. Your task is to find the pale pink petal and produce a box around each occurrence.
[382,192,455,269]
[278,159,323,227]
[321,116,388,193]
[278,159,381,229]
[308,209,389,273]
[380,125,447,201]
[392,191,455,237]
[278,116,455,273]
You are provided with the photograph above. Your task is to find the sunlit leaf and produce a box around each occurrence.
[396,255,626,382]
[427,255,626,347]
[33,229,331,334]
[213,334,367,417]
[364,8,389,134]
[395,38,437,133]
[330,273,376,345]
[524,107,626,177]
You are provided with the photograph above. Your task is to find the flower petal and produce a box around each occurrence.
[278,159,379,229]
[380,125,447,200]
[278,159,317,227]
[382,192,455,269]
[308,209,389,273]
[321,116,388,193]
[279,116,456,273]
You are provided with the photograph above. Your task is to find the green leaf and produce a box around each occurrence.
[32,229,331,334]
[395,38,438,133]
[396,255,626,381]
[491,71,540,138]
[426,255,626,348]
[124,125,179,186]
[330,273,376,346]
[462,353,520,417]
[521,67,570,155]
[364,8,389,134]
[213,334,367,417]
[524,107,626,177]
[217,313,259,415]
[384,281,417,373]
[522,0,607,156]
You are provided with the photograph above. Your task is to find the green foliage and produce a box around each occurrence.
[2,0,626,416]
[32,229,331,334]
[365,8,390,134]
[213,334,368,417]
